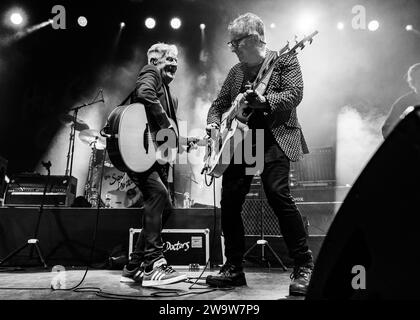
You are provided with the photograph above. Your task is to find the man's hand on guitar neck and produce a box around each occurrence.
[205,123,220,138]
[243,89,269,111]
[186,137,200,152]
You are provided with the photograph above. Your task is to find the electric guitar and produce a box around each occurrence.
[104,103,205,173]
[203,31,319,178]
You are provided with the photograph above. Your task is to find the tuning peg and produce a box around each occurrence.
[294,35,298,44]
[309,39,313,44]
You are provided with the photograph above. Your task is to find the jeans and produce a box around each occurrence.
[127,163,172,268]
[220,144,313,268]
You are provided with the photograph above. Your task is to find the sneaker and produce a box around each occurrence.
[289,266,313,296]
[142,258,187,287]
[120,264,144,283]
[206,262,247,288]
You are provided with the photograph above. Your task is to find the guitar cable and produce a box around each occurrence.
[186,174,217,290]
[63,145,227,298]
[49,147,107,292]
[0,154,105,292]
[0,141,226,298]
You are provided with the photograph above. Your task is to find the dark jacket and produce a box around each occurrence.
[131,64,178,137]
[207,51,308,161]
[381,91,420,138]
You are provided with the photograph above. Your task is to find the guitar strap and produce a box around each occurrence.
[119,89,135,106]
[162,84,176,122]
[253,50,279,95]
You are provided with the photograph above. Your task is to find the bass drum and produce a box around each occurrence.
[100,166,142,208]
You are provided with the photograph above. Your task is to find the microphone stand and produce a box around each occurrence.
[0,161,52,268]
[243,175,287,271]
[65,91,105,177]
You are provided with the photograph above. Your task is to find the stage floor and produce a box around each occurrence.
[0,267,303,300]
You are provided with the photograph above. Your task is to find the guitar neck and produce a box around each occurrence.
[178,136,207,147]
[253,30,318,91]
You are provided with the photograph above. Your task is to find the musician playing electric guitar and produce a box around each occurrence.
[205,13,314,296]
[119,43,188,287]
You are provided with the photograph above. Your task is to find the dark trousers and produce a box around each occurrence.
[221,147,313,268]
[127,163,172,268]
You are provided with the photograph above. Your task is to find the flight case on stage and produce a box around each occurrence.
[129,228,210,268]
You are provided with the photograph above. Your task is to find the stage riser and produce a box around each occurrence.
[0,207,323,267]
[0,207,222,267]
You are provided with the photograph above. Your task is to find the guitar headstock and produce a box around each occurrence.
[287,30,319,55]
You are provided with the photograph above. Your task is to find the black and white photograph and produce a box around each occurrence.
[0,0,419,313]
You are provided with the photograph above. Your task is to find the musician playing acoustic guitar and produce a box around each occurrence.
[120,43,187,287]
[205,13,314,296]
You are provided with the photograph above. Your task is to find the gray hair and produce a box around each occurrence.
[147,43,178,65]
[228,13,265,41]
[407,63,420,90]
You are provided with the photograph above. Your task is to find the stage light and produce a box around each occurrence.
[368,20,379,31]
[270,23,276,29]
[406,25,413,31]
[145,17,156,29]
[10,13,23,25]
[77,16,87,27]
[170,17,181,29]
[337,22,345,30]
[120,22,126,28]
[297,13,317,33]
[5,8,27,28]
[200,23,206,30]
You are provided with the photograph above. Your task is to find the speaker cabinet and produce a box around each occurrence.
[307,106,420,299]
[4,174,77,207]
[242,186,350,236]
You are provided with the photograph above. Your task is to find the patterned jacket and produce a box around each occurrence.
[207,51,309,161]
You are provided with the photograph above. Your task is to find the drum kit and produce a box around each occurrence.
[61,115,142,208]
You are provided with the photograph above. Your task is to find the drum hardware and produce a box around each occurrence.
[101,168,142,208]
[173,191,195,208]
[63,90,105,177]
[80,140,142,209]
[183,192,194,208]
[60,114,90,131]
[80,131,107,207]
[78,129,107,150]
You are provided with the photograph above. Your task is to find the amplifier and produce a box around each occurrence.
[245,147,337,197]
[246,175,350,203]
[4,174,77,207]
[242,199,335,236]
[291,186,350,203]
[246,175,264,199]
[291,147,336,186]
[242,186,351,236]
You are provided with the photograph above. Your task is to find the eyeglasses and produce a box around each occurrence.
[227,34,266,49]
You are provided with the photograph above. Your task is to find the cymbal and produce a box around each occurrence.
[79,129,106,149]
[61,114,90,131]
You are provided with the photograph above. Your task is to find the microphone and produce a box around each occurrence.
[41,161,52,170]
